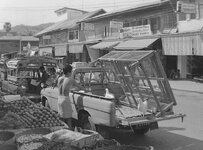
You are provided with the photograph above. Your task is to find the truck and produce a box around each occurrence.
[41,51,185,137]
[0,55,57,103]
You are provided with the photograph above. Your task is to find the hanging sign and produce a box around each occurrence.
[122,24,152,38]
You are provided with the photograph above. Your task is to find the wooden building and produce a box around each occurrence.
[80,0,203,79]
[35,7,106,68]
[0,36,39,56]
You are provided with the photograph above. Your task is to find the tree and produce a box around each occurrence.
[3,22,12,35]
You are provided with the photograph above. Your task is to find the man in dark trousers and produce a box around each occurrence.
[37,66,49,96]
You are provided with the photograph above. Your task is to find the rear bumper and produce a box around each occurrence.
[129,113,186,126]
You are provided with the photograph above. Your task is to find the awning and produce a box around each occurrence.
[86,45,100,62]
[69,44,84,53]
[114,38,158,50]
[90,41,119,50]
[55,44,67,56]
[162,34,203,56]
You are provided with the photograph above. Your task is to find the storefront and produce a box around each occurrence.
[88,41,120,61]
[162,32,203,78]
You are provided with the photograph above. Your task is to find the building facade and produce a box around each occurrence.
[81,0,203,79]
[0,36,39,56]
[35,8,106,68]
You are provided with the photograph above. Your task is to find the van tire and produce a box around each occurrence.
[83,116,96,131]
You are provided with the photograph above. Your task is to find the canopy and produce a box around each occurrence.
[114,38,159,50]
[90,41,119,50]
[69,44,84,53]
[55,44,67,56]
[99,50,153,62]
[162,34,203,56]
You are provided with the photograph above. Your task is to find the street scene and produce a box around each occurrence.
[0,0,203,150]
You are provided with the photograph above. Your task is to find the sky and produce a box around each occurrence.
[0,0,157,28]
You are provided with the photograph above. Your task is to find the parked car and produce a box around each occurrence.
[41,51,185,137]
[0,55,57,103]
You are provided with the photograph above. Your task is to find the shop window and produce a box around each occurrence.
[150,17,161,34]
[123,22,130,27]
[43,39,51,45]
[142,19,148,25]
[68,30,79,41]
[164,13,176,28]
[104,26,110,37]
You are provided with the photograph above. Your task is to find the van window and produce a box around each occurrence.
[74,71,106,85]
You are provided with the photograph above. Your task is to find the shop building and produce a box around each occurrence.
[80,0,203,79]
[0,36,39,56]
[35,7,106,68]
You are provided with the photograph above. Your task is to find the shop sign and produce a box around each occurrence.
[43,35,51,40]
[177,1,196,14]
[122,24,152,38]
[110,21,123,29]
[81,23,94,31]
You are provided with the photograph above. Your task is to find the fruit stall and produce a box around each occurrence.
[0,96,154,150]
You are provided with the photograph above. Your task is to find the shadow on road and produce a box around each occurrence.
[160,126,185,132]
[109,127,203,150]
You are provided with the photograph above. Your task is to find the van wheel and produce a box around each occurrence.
[82,116,96,131]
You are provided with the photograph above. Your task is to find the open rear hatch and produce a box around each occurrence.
[98,51,185,126]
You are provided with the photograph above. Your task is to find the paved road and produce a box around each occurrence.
[110,90,203,150]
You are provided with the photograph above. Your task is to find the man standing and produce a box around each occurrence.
[39,66,49,86]
[57,64,86,130]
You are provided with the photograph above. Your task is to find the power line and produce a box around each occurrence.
[0,0,154,11]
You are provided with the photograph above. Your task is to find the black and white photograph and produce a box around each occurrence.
[0,0,203,150]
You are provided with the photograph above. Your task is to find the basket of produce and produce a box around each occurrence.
[18,142,44,150]
[4,98,65,129]
[0,112,25,130]
[15,128,51,147]
[0,131,15,145]
[0,144,18,150]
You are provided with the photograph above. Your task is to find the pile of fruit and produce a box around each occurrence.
[2,97,65,129]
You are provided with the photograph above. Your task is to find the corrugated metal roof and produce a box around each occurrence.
[35,9,106,36]
[114,38,158,50]
[82,0,169,22]
[99,50,153,61]
[162,34,203,56]
[90,41,120,50]
[0,36,39,41]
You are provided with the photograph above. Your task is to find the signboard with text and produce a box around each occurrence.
[81,23,95,31]
[110,21,123,30]
[177,1,196,14]
[121,24,152,38]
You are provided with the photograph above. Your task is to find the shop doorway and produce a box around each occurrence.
[166,56,177,78]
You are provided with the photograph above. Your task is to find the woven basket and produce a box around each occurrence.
[0,131,15,145]
[15,128,51,138]
[0,144,17,150]
[15,128,51,147]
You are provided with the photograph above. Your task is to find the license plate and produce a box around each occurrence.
[150,122,158,130]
